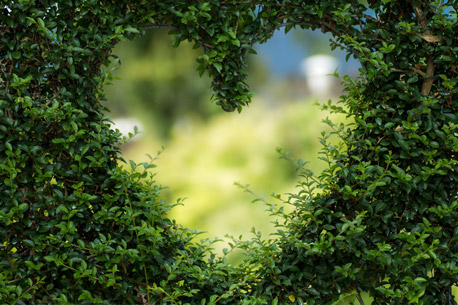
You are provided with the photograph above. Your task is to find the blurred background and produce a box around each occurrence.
[104,27,359,261]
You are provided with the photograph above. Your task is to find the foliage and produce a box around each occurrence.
[2,0,458,304]
[0,1,241,304]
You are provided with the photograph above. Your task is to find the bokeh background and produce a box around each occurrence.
[104,27,359,261]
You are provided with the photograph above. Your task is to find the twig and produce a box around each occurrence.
[413,6,428,30]
[5,61,13,94]
[411,3,436,95]
[356,291,366,305]
[421,58,435,95]
[413,66,427,77]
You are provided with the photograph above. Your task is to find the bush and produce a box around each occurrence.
[0,2,227,304]
[2,1,458,304]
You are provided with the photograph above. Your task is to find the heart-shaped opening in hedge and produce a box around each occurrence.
[104,27,356,266]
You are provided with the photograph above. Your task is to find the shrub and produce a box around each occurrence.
[1,1,458,304]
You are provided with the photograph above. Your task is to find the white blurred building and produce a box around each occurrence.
[111,117,144,142]
[301,54,339,97]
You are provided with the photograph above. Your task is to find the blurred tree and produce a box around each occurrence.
[292,28,334,56]
[107,30,270,138]
[107,30,214,137]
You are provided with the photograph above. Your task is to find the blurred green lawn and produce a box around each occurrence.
[117,97,346,259]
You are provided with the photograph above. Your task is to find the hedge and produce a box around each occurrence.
[1,1,458,304]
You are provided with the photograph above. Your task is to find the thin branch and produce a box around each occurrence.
[364,14,379,24]
[356,291,366,305]
[413,6,428,31]
[414,68,427,77]
[411,2,436,96]
[421,58,435,95]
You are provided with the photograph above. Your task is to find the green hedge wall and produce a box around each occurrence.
[2,1,458,304]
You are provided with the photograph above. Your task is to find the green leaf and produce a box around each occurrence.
[213,62,222,73]
[44,256,55,262]
[77,239,85,248]
[23,239,35,247]
[125,27,140,34]
[398,140,409,150]
[37,18,45,28]
[231,39,240,47]
[429,141,439,148]
[216,35,229,43]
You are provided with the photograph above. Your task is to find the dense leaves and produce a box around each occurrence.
[1,0,458,304]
